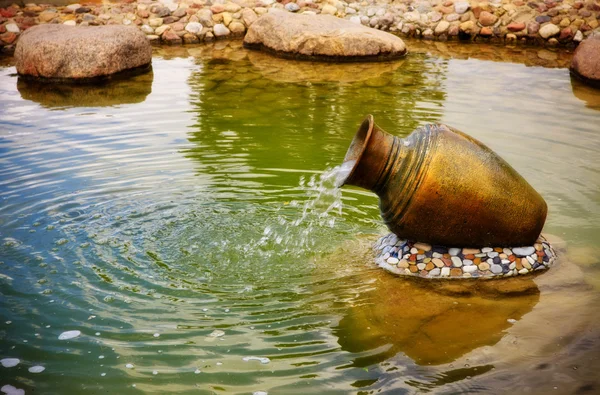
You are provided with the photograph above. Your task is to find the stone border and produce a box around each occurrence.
[1,0,599,54]
[374,233,556,279]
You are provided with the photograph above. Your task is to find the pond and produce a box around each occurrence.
[1,40,599,394]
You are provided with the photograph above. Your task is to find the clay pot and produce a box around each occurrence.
[339,115,547,247]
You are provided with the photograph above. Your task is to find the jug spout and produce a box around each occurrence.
[340,115,548,247]
[338,115,403,193]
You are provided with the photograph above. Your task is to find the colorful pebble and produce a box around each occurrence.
[373,234,556,279]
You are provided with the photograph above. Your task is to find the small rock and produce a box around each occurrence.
[229,21,245,34]
[185,21,202,34]
[463,265,477,273]
[63,20,76,26]
[451,256,463,267]
[441,267,451,276]
[5,23,19,33]
[479,261,490,271]
[155,24,170,35]
[213,23,230,37]
[321,4,337,15]
[387,257,399,264]
[149,17,163,27]
[490,264,503,274]
[429,268,441,276]
[512,246,535,256]
[455,1,470,14]
[573,30,583,42]
[413,242,431,251]
[448,247,461,256]
[285,3,300,12]
[539,23,560,39]
[141,24,154,34]
[432,258,445,268]
[479,11,498,26]
[507,22,526,31]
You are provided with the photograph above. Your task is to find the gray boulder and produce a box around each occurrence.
[243,10,407,61]
[15,24,152,81]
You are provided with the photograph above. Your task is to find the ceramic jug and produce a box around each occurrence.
[339,115,547,247]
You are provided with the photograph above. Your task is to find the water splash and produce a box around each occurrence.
[257,165,346,256]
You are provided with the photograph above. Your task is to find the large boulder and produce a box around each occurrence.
[15,25,152,81]
[243,10,407,61]
[570,35,600,88]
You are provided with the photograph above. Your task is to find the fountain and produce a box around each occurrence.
[339,115,557,279]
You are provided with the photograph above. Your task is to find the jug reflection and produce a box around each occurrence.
[334,269,540,365]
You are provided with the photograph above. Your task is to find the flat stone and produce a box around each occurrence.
[518,268,529,275]
[416,263,426,270]
[448,247,461,256]
[321,4,337,15]
[432,258,444,268]
[429,268,441,276]
[451,256,463,267]
[285,3,300,12]
[15,25,152,80]
[441,267,451,276]
[507,22,526,31]
[512,246,535,256]
[243,10,406,60]
[462,248,480,254]
[490,264,503,274]
[463,265,477,273]
[229,21,246,34]
[450,268,462,276]
[386,257,399,264]
[398,259,409,268]
[414,242,431,251]
[478,261,490,271]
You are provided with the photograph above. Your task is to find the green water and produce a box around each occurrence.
[1,40,599,394]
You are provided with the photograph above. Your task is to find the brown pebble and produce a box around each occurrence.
[442,258,452,266]
[432,258,445,268]
[450,268,462,276]
[409,265,418,273]
[516,260,523,270]
[473,257,481,265]
[425,262,435,271]
[494,247,503,253]
[465,254,475,259]
[508,254,516,262]
[535,243,543,251]
[409,254,416,261]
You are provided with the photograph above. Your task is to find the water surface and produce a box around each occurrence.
[1,40,599,394]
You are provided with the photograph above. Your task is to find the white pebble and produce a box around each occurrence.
[451,257,462,267]
[58,330,81,340]
[208,330,225,338]
[253,392,268,395]
[386,257,399,264]
[1,385,25,395]
[1,358,20,368]
[449,248,461,256]
[242,356,270,364]
[507,318,517,324]
[153,333,160,338]
[126,363,134,369]
[194,369,201,374]
[153,370,158,375]
[28,365,45,373]
[101,372,106,377]
[513,246,535,256]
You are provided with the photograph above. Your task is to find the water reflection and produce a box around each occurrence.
[335,269,539,366]
[182,40,447,178]
[570,75,600,111]
[16,70,153,109]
